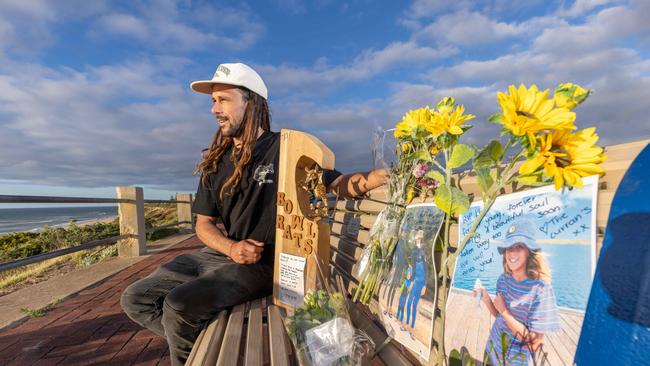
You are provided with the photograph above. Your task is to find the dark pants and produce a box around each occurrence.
[120,249,273,366]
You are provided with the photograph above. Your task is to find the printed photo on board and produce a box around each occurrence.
[445,175,598,365]
[377,203,444,361]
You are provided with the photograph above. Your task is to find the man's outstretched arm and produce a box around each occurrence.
[327,168,389,198]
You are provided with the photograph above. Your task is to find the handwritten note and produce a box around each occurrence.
[454,177,597,291]
[278,253,307,307]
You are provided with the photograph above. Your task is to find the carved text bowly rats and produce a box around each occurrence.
[277,192,316,255]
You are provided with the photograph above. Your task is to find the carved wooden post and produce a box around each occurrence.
[273,129,335,310]
[116,186,146,257]
[176,193,193,231]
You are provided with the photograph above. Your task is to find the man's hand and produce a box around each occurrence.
[229,239,264,264]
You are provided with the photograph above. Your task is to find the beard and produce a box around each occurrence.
[220,118,245,138]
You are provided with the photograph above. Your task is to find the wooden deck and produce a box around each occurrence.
[445,288,584,365]
[0,236,203,366]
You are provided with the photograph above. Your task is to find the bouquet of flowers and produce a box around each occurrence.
[354,97,474,304]
[284,256,375,366]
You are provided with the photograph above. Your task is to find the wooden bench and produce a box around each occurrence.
[188,139,648,366]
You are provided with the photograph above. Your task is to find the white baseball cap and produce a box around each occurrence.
[190,63,268,100]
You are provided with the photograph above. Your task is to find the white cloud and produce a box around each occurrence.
[0,0,108,54]
[0,58,212,190]
[256,42,457,96]
[556,0,619,17]
[271,100,390,172]
[413,10,520,45]
[96,13,150,40]
[0,0,55,20]
[535,4,650,54]
[91,1,264,51]
[403,0,474,19]
[416,1,650,147]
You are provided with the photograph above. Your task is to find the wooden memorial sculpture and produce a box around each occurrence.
[273,129,335,310]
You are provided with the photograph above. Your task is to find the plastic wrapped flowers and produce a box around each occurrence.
[283,256,375,366]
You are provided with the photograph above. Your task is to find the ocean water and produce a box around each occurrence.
[0,206,118,235]
[453,244,592,310]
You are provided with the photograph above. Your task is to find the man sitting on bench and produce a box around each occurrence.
[120,62,388,366]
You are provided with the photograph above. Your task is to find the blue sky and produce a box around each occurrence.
[0,0,649,202]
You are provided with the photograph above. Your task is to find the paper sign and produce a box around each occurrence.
[278,252,307,307]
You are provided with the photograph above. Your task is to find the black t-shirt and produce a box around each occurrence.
[192,130,341,266]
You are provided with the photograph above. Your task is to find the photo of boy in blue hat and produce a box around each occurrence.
[474,218,560,365]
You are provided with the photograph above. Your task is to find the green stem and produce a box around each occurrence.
[435,148,453,366]
[448,150,524,266]
[436,143,524,364]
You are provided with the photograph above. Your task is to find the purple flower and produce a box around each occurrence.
[412,163,430,178]
[416,177,440,188]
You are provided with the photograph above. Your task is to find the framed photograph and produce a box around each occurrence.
[377,203,444,361]
[445,175,599,365]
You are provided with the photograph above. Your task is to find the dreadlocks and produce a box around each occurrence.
[194,87,271,199]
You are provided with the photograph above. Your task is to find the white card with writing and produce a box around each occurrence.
[278,252,307,308]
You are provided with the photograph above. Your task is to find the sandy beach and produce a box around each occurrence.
[66,215,119,228]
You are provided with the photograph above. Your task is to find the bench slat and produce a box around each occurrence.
[245,299,264,366]
[268,304,290,366]
[187,310,229,366]
[217,303,247,366]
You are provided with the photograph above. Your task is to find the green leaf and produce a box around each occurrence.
[437,96,455,109]
[425,169,445,183]
[488,140,504,162]
[501,332,508,364]
[473,140,502,169]
[448,144,474,169]
[462,351,475,366]
[415,150,433,162]
[477,168,494,195]
[488,113,505,124]
[434,184,470,215]
[449,349,462,366]
[434,234,444,252]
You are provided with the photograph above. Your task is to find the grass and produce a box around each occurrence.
[0,255,74,290]
[20,299,62,318]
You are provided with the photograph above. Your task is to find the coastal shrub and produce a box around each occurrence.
[74,245,118,268]
[147,227,180,242]
[0,222,120,262]
[1,204,174,263]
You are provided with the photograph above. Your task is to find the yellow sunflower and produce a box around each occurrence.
[519,128,607,189]
[497,84,577,146]
[424,97,474,136]
[394,107,432,139]
[554,83,590,110]
[432,104,475,135]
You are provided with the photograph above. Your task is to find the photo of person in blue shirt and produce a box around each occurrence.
[396,264,413,327]
[474,219,560,365]
[405,229,429,338]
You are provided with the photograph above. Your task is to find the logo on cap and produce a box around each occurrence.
[508,225,516,234]
[216,65,231,77]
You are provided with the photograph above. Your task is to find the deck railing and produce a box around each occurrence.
[0,186,193,273]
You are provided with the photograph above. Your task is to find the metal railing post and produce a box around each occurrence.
[176,193,194,231]
[116,186,146,257]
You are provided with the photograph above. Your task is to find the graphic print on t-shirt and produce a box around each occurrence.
[253,163,274,186]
